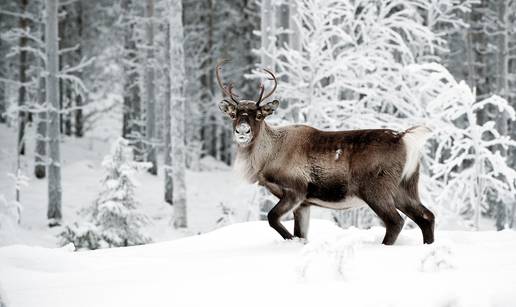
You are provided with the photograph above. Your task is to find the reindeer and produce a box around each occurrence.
[216,63,435,245]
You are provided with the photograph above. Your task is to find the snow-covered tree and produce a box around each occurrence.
[60,138,152,249]
[34,0,46,179]
[164,21,173,205]
[418,0,478,63]
[144,0,158,175]
[378,62,516,228]
[46,0,62,226]
[426,81,516,229]
[169,0,187,228]
[121,0,139,140]
[256,0,436,128]
[119,0,145,162]
[17,0,29,156]
[1,0,47,178]
[34,61,46,179]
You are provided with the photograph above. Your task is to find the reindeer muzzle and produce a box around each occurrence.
[234,122,252,145]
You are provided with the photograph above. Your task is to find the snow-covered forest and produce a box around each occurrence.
[1,0,516,306]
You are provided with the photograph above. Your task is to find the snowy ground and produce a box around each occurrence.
[1,220,516,307]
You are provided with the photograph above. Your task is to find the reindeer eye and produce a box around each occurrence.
[256,112,263,120]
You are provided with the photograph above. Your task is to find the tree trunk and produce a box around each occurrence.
[145,0,157,175]
[511,202,516,229]
[215,123,221,161]
[169,0,187,228]
[17,0,29,156]
[260,0,275,68]
[121,0,143,160]
[121,0,131,138]
[74,2,84,137]
[201,0,215,159]
[121,0,139,141]
[494,0,510,230]
[64,81,72,136]
[469,0,489,124]
[0,38,5,124]
[276,1,289,49]
[58,12,65,134]
[46,0,62,226]
[35,70,47,179]
[288,2,301,52]
[164,22,173,205]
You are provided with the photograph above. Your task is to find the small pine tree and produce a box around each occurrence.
[60,138,152,249]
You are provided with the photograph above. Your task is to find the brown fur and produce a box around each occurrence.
[231,119,434,245]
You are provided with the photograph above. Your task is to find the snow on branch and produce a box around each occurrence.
[0,10,39,23]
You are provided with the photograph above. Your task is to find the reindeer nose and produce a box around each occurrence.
[236,122,251,134]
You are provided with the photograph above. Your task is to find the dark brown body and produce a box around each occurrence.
[234,123,435,245]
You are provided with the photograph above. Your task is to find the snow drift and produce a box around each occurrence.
[1,220,516,307]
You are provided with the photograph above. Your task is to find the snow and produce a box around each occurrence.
[1,220,516,307]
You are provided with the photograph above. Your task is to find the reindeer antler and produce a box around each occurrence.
[255,83,265,107]
[256,68,277,106]
[216,61,239,104]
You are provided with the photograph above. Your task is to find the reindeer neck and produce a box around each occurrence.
[234,121,281,183]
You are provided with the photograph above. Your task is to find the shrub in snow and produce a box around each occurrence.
[420,244,456,272]
[215,202,235,227]
[60,138,152,249]
[60,222,103,250]
[297,233,372,281]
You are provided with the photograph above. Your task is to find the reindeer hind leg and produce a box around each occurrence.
[397,170,435,244]
[360,187,404,245]
[396,199,435,244]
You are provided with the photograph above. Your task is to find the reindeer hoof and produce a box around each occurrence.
[283,234,294,240]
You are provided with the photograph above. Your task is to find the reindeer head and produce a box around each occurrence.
[216,62,279,146]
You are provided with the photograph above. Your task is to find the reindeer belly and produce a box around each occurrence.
[307,196,367,210]
[306,180,366,210]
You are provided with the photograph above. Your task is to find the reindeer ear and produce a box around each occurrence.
[218,99,237,119]
[257,100,279,119]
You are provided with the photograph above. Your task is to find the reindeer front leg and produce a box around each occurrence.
[267,190,303,240]
[293,204,310,239]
